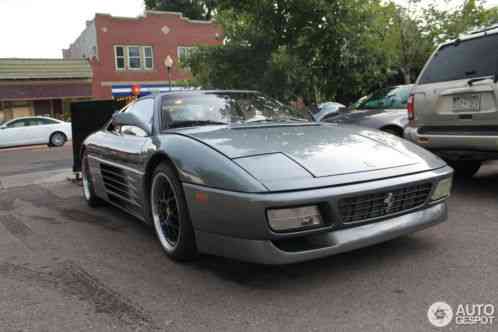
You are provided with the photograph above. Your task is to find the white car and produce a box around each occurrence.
[0,116,72,148]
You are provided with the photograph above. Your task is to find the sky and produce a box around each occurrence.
[0,0,497,59]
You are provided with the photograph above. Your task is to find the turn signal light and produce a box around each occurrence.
[267,206,323,232]
[431,177,453,201]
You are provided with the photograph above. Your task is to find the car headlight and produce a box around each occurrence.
[431,177,453,201]
[267,205,323,232]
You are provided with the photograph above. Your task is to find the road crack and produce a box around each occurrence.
[0,260,158,331]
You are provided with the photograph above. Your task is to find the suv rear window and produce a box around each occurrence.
[419,33,498,84]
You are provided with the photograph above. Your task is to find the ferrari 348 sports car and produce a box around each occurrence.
[81,90,453,264]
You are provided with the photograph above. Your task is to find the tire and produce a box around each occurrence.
[150,162,197,261]
[49,132,67,147]
[81,152,104,207]
[448,160,482,178]
[381,126,403,137]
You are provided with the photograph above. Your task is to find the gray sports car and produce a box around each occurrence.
[81,90,453,264]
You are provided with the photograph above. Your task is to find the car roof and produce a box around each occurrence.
[439,24,498,48]
[5,116,60,122]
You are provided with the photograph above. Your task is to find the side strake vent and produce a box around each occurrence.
[100,163,141,209]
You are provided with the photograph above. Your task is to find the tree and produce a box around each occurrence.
[183,0,498,104]
[422,0,498,45]
[376,1,434,84]
[187,0,393,105]
[144,0,218,20]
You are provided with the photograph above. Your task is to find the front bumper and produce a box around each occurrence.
[194,202,447,264]
[183,166,452,264]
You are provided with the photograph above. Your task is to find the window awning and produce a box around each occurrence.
[112,84,193,97]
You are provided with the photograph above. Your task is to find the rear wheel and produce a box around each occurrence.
[448,160,482,178]
[150,163,197,261]
[81,153,103,207]
[49,132,66,147]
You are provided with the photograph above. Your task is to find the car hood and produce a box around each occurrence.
[173,124,445,190]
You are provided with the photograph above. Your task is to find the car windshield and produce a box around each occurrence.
[353,86,411,110]
[161,92,312,128]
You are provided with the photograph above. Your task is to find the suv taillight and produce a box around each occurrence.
[407,95,415,121]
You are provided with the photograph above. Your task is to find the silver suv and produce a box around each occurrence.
[405,26,498,177]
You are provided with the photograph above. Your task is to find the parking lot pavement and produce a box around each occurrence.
[0,143,73,177]
[0,162,497,331]
[0,144,73,190]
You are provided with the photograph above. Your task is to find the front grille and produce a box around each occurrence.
[338,183,433,224]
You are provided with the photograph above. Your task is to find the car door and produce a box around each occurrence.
[32,118,61,144]
[0,118,32,147]
[93,98,155,217]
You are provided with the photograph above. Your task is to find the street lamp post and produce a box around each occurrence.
[164,55,174,91]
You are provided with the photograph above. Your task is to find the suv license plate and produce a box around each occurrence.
[452,94,480,112]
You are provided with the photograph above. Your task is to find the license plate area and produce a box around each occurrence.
[451,94,481,113]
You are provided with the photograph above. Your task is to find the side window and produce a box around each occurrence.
[123,98,155,135]
[7,119,26,128]
[37,118,58,125]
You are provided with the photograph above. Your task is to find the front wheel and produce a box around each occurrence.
[447,160,482,178]
[49,132,67,147]
[81,153,104,207]
[150,163,197,261]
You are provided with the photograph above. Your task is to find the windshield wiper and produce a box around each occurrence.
[468,75,494,86]
[169,120,228,128]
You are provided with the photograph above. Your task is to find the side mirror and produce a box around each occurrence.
[112,112,150,136]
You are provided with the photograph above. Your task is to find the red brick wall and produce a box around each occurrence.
[91,12,222,99]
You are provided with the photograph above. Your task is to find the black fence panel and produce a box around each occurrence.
[71,100,127,172]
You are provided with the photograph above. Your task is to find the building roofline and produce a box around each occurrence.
[145,10,214,24]
[94,10,215,24]
[0,58,88,62]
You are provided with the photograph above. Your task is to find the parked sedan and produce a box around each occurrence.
[0,116,71,148]
[323,85,413,137]
[81,90,452,264]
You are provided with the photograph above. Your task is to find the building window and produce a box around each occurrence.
[114,45,154,71]
[115,46,125,70]
[177,46,198,62]
[128,46,141,70]
[144,46,154,70]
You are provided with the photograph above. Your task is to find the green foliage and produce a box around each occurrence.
[144,0,218,20]
[178,0,498,104]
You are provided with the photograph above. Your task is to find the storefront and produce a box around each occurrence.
[0,59,93,123]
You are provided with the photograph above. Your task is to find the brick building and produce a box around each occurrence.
[63,11,222,100]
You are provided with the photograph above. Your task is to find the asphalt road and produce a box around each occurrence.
[0,147,497,331]
[0,144,73,177]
